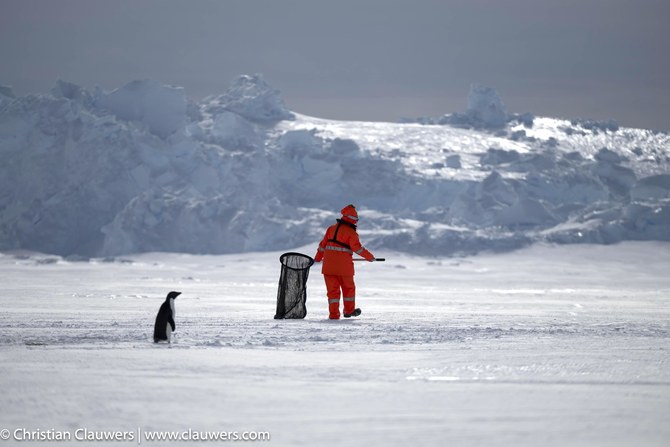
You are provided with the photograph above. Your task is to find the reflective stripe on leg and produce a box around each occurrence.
[340,276,356,301]
[342,296,355,314]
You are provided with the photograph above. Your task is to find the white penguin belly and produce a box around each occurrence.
[168,298,175,342]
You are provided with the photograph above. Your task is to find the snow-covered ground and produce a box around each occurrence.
[1,242,669,446]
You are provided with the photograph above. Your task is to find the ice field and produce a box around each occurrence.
[1,242,669,446]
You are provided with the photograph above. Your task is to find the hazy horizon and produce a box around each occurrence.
[1,0,668,130]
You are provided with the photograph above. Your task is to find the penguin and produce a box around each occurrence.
[153,291,181,343]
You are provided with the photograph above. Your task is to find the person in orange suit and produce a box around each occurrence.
[314,204,375,319]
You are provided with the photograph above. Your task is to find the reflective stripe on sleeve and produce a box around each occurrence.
[318,247,325,252]
[355,247,365,255]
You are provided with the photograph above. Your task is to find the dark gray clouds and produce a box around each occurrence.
[1,0,668,130]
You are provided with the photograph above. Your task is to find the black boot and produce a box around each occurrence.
[343,308,362,318]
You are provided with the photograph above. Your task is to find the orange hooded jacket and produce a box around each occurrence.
[314,205,375,276]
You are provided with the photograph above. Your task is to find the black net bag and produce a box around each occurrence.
[274,252,315,319]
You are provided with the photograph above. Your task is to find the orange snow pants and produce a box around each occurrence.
[324,274,356,319]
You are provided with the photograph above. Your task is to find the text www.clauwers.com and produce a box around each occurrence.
[142,429,271,442]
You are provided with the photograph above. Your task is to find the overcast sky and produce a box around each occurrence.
[1,0,668,130]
